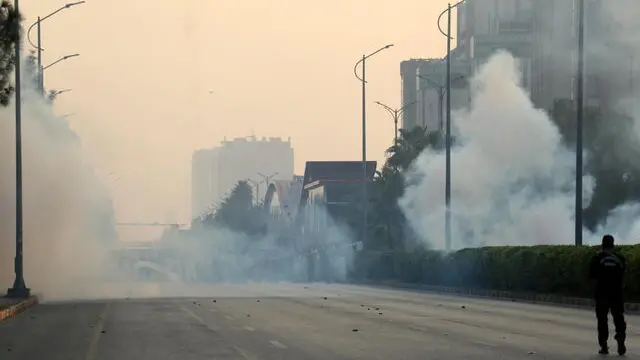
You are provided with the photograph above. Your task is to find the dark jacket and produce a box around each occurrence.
[590,249,626,295]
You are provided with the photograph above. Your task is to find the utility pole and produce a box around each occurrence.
[575,0,585,246]
[248,179,262,206]
[445,3,453,252]
[36,17,42,93]
[353,44,393,249]
[7,0,30,298]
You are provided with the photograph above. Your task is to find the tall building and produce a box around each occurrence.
[191,136,294,219]
[217,136,294,205]
[191,148,219,219]
[400,59,429,130]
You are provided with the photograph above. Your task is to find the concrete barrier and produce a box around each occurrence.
[0,296,39,322]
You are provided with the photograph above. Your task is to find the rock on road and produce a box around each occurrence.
[1,283,638,359]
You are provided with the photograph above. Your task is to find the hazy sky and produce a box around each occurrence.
[26,0,455,241]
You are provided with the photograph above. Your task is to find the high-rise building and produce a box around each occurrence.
[191,137,294,219]
[400,59,429,130]
[217,136,294,202]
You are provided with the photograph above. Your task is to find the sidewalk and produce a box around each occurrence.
[0,296,39,321]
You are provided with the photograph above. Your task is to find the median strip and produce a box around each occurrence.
[0,296,39,322]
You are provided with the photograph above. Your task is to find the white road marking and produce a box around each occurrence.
[85,303,111,360]
[180,306,255,360]
[225,315,235,320]
[269,340,288,349]
[244,326,256,331]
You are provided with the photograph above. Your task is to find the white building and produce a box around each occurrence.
[191,136,295,219]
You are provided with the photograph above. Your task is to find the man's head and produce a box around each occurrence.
[602,234,615,250]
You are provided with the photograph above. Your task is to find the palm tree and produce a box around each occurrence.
[369,166,404,250]
[385,126,444,171]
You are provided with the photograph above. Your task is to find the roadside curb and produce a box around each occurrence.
[0,296,39,322]
[362,281,640,313]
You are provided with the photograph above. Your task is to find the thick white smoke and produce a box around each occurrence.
[0,58,115,299]
[401,51,599,249]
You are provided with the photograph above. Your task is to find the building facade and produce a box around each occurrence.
[216,136,294,204]
[191,136,294,220]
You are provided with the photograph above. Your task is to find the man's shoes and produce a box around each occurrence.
[617,340,627,356]
[599,346,609,355]
[615,334,627,356]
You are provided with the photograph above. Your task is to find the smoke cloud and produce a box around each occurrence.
[0,58,115,299]
[400,51,599,249]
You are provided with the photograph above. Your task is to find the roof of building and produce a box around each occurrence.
[301,161,377,188]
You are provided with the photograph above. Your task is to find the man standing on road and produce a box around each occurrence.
[589,234,627,355]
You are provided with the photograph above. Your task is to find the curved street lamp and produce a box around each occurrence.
[353,43,394,249]
[417,74,464,131]
[26,1,86,92]
[51,88,72,97]
[437,1,466,252]
[374,100,417,144]
[43,53,80,71]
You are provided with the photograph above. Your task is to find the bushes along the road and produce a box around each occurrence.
[352,245,640,301]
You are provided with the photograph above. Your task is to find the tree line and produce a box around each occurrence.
[207,108,640,252]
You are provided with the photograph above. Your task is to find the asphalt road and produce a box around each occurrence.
[1,283,639,359]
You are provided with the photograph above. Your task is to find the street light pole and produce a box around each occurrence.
[43,53,79,71]
[36,17,41,92]
[51,88,72,98]
[374,100,417,143]
[575,0,585,246]
[7,0,30,299]
[437,1,466,252]
[353,44,393,248]
[27,1,86,93]
[417,74,464,132]
[40,54,79,92]
[257,172,278,195]
[248,179,262,206]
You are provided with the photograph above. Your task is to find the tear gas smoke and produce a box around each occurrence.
[0,58,115,300]
[401,51,599,249]
[1,65,356,302]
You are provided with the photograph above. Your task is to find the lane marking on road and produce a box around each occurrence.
[225,315,235,320]
[180,306,256,360]
[269,340,288,349]
[244,326,256,331]
[85,302,111,360]
[469,340,497,347]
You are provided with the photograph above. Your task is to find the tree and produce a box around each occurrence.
[208,180,266,236]
[0,0,21,106]
[385,126,445,171]
[367,125,445,250]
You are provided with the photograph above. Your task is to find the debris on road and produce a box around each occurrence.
[352,328,359,332]
[461,305,466,309]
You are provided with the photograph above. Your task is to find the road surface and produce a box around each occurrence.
[0,283,638,359]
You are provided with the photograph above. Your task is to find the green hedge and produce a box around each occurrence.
[352,245,640,301]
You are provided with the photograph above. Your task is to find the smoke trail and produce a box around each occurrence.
[0,57,115,298]
[400,51,597,249]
